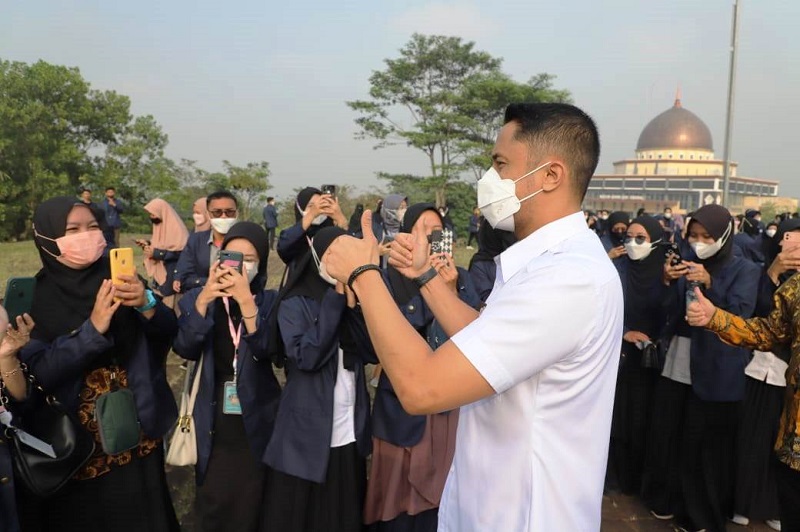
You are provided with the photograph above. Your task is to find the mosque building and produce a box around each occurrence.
[583,93,794,214]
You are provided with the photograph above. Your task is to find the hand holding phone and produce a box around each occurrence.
[3,278,36,329]
[218,250,244,274]
[110,248,136,302]
[321,184,336,198]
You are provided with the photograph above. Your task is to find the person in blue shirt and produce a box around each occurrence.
[262,196,279,251]
[102,187,126,247]
[264,226,375,532]
[174,221,280,532]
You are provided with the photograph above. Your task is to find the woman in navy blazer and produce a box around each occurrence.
[18,196,179,532]
[264,226,375,532]
[174,221,280,532]
[364,204,481,532]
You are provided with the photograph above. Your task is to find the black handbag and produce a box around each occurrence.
[0,366,96,498]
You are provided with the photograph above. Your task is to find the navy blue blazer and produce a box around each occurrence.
[276,223,309,268]
[600,234,628,276]
[469,260,497,303]
[372,268,481,447]
[150,248,182,296]
[173,288,281,486]
[733,232,766,265]
[664,255,759,402]
[264,290,375,484]
[19,303,178,439]
[176,230,213,291]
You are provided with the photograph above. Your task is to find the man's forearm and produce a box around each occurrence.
[419,275,480,337]
[351,270,436,410]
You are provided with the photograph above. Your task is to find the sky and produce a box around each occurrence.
[2,0,799,200]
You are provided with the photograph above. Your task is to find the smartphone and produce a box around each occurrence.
[3,277,36,328]
[218,250,243,273]
[440,228,454,256]
[110,248,136,302]
[321,184,336,198]
[686,280,702,310]
[783,232,800,251]
[429,230,443,255]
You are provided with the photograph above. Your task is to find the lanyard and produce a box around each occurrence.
[222,297,243,380]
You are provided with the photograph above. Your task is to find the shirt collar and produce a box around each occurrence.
[496,211,587,283]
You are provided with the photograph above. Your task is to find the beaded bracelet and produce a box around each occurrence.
[347,264,381,292]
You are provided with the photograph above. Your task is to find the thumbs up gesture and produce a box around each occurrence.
[321,209,380,283]
[686,286,717,327]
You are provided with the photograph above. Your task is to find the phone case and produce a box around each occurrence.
[110,248,136,285]
[219,251,244,273]
[3,277,36,324]
[441,229,454,256]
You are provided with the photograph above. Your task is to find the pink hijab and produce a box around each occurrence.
[193,197,211,232]
[144,198,190,285]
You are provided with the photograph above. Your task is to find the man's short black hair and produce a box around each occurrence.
[504,103,600,201]
[105,186,116,192]
[206,190,238,208]
[267,196,275,202]
[80,186,91,193]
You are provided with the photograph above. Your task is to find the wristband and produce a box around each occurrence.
[135,289,158,313]
[347,264,381,292]
[412,267,438,288]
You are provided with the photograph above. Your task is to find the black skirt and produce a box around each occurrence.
[734,376,783,520]
[606,348,659,495]
[264,442,366,532]
[195,380,269,532]
[641,376,691,515]
[365,509,438,532]
[677,392,739,532]
[16,445,179,532]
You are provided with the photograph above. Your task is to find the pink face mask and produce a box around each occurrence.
[34,228,107,267]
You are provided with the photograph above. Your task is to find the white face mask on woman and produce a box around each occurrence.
[624,239,659,261]
[243,260,259,284]
[690,222,732,260]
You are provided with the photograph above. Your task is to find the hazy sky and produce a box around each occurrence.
[2,0,798,200]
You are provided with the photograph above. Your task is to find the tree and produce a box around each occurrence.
[0,59,131,239]
[348,34,571,207]
[204,161,272,222]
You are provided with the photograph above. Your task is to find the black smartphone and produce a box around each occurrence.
[429,230,443,255]
[4,277,36,328]
[321,184,336,198]
[218,250,243,273]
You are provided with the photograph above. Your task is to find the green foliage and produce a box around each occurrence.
[348,34,571,207]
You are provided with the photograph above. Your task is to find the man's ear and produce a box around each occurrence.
[542,161,566,192]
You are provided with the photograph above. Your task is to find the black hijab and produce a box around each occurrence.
[606,211,630,245]
[688,204,734,274]
[625,215,667,333]
[30,197,138,363]
[742,212,761,237]
[221,221,270,291]
[469,217,517,269]
[389,203,442,306]
[294,186,333,238]
[348,204,364,234]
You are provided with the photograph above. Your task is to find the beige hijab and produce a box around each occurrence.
[193,197,211,232]
[144,198,190,285]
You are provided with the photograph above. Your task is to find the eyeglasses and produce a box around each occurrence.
[209,209,238,218]
[625,235,649,245]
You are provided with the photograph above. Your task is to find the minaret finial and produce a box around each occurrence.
[674,85,682,108]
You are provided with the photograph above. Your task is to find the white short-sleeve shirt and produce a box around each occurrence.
[440,212,624,532]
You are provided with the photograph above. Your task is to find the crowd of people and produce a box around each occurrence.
[1,101,800,532]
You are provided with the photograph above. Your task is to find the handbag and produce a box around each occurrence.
[166,358,202,466]
[0,367,95,498]
[94,385,141,455]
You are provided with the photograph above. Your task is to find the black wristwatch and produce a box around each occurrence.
[413,267,438,288]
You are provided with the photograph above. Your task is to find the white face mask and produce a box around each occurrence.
[477,161,552,231]
[624,239,659,261]
[664,212,672,220]
[296,201,328,226]
[243,260,259,283]
[396,208,407,224]
[192,213,206,226]
[690,222,732,260]
[766,229,777,238]
[309,238,337,285]
[210,217,237,234]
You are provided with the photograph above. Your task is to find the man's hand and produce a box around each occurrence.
[686,287,717,327]
[322,210,380,283]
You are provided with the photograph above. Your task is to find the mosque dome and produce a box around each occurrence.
[636,96,713,152]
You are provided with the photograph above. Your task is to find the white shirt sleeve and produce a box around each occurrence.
[451,261,598,394]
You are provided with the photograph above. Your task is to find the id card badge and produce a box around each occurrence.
[222,381,242,415]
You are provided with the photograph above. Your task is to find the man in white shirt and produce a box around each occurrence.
[322,103,624,530]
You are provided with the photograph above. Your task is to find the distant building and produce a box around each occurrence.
[584,93,785,214]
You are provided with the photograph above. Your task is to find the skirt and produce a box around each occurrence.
[641,376,690,515]
[677,392,739,532]
[16,445,179,532]
[264,442,366,532]
[363,411,458,531]
[195,381,269,532]
[606,351,658,495]
[734,376,783,520]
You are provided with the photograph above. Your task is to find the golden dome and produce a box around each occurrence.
[636,97,713,152]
